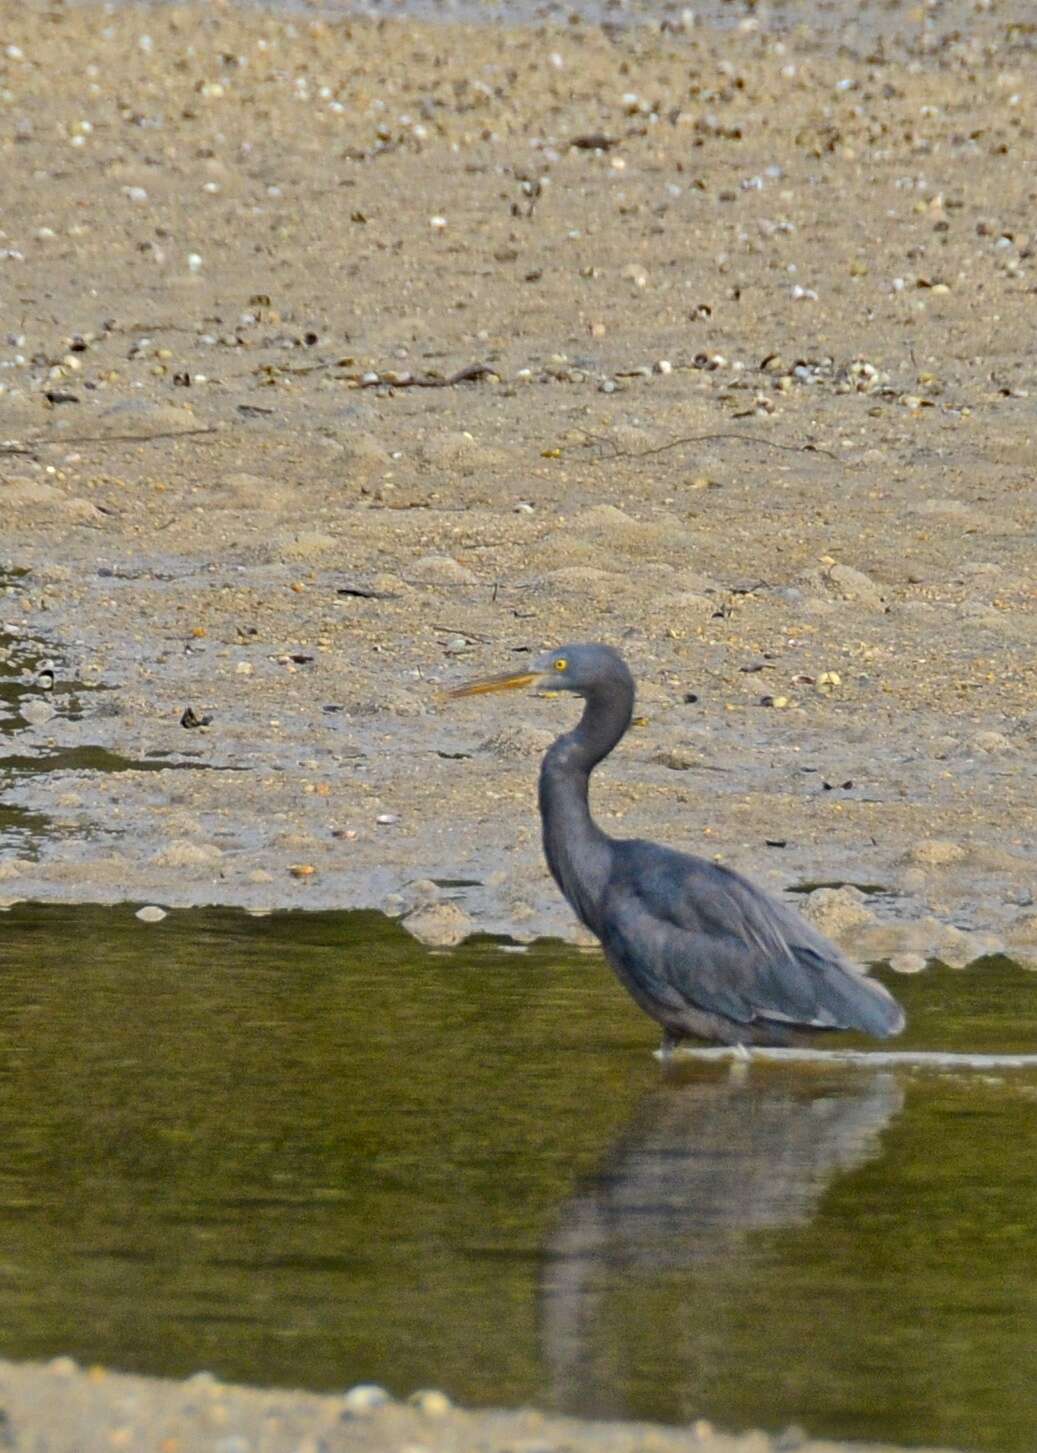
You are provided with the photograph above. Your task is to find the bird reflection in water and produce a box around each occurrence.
[539,1066,903,1419]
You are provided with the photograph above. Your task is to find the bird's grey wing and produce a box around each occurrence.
[600,884,771,1028]
[606,845,903,1035]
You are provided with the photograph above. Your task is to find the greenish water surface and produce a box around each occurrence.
[0,902,1035,1450]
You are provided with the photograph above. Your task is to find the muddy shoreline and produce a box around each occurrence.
[0,2,1036,1442]
[2,1,1035,966]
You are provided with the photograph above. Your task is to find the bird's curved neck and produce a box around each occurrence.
[538,681,633,931]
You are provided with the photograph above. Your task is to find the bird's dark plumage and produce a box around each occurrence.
[452,642,905,1051]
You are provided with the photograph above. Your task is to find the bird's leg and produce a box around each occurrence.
[727,1044,752,1084]
[659,1030,682,1061]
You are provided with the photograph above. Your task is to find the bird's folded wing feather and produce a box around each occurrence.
[602,847,889,1031]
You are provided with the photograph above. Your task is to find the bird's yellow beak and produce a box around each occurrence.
[447,669,540,699]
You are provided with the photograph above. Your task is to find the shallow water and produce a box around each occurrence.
[0,902,1035,1450]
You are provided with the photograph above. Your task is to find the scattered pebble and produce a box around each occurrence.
[19,699,56,726]
[340,1384,391,1416]
[909,839,968,867]
[408,1388,452,1416]
[889,953,928,974]
[800,887,875,942]
[152,841,223,868]
[135,905,167,923]
[973,730,1013,753]
[402,902,474,947]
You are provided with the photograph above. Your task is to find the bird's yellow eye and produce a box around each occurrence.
[554,657,568,672]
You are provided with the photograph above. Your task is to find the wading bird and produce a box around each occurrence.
[450,643,905,1054]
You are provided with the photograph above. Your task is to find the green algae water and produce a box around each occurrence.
[0,903,1035,1451]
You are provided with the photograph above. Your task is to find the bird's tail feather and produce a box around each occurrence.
[800,947,906,1038]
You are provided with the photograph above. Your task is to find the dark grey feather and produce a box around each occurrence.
[603,840,904,1041]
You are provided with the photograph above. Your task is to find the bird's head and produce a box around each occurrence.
[448,642,633,702]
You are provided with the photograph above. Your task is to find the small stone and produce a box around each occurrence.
[800,886,874,940]
[20,699,56,726]
[185,1371,220,1389]
[408,1389,452,1416]
[279,530,338,560]
[135,905,167,923]
[409,555,478,586]
[803,562,887,610]
[827,563,885,606]
[375,813,399,825]
[889,952,928,974]
[909,839,967,867]
[403,902,475,948]
[477,724,555,759]
[289,864,317,879]
[152,840,223,867]
[97,400,201,438]
[341,1385,391,1416]
[651,748,699,771]
[401,879,440,910]
[972,730,1013,753]
[935,926,1004,969]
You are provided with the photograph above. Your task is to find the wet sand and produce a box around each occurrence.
[0,2,1035,1440]
[0,1357,960,1453]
